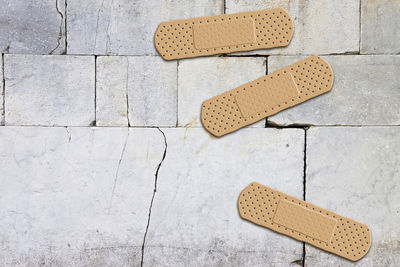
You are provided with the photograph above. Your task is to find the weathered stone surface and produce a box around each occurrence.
[4,55,95,126]
[144,128,305,266]
[0,0,65,54]
[178,57,266,128]
[268,55,400,126]
[97,56,177,127]
[67,0,224,55]
[361,0,400,54]
[127,56,177,127]
[226,0,359,55]
[0,127,166,266]
[96,56,129,126]
[306,127,400,266]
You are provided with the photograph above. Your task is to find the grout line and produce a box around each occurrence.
[0,124,399,129]
[2,53,399,57]
[2,53,4,125]
[65,0,68,54]
[303,128,307,201]
[125,57,131,127]
[223,54,269,58]
[358,0,362,54]
[265,56,268,128]
[176,60,179,127]
[94,55,97,126]
[302,128,308,266]
[223,0,226,14]
[140,128,167,266]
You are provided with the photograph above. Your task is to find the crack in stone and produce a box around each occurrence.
[302,128,308,267]
[2,53,4,125]
[94,55,97,125]
[65,126,71,142]
[105,0,114,54]
[125,57,131,127]
[93,0,105,54]
[140,128,167,266]
[108,128,129,213]
[291,259,303,266]
[50,0,64,54]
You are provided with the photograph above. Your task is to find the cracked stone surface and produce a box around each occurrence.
[1,0,400,265]
[267,55,400,126]
[0,0,66,54]
[306,127,400,266]
[96,56,177,127]
[225,0,359,55]
[4,55,95,126]
[361,0,400,54]
[0,127,165,266]
[143,128,305,266]
[178,57,266,128]
[67,0,224,55]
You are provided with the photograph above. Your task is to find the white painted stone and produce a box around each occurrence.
[144,128,305,266]
[306,127,400,266]
[4,55,95,126]
[268,55,400,126]
[0,127,166,266]
[361,0,400,54]
[67,0,224,55]
[178,57,266,128]
[96,56,177,127]
[0,0,65,54]
[226,0,359,55]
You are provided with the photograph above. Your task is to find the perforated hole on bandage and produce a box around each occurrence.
[238,182,371,261]
[154,8,294,60]
[201,55,334,137]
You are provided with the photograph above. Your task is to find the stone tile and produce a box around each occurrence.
[144,128,305,266]
[0,0,65,54]
[226,0,359,55]
[361,0,400,54]
[96,56,129,126]
[178,57,266,128]
[306,127,400,266]
[0,126,165,266]
[96,56,177,127]
[127,56,177,127]
[67,0,224,55]
[268,55,400,126]
[4,55,95,126]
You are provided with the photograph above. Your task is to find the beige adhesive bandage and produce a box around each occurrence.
[201,55,334,136]
[238,182,371,261]
[154,8,294,60]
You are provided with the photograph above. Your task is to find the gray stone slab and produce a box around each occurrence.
[361,0,400,54]
[306,126,400,266]
[267,55,400,126]
[0,126,166,266]
[67,0,224,55]
[178,57,266,128]
[4,55,95,126]
[143,128,305,266]
[96,56,177,127]
[96,56,129,126]
[225,0,359,55]
[0,0,65,54]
